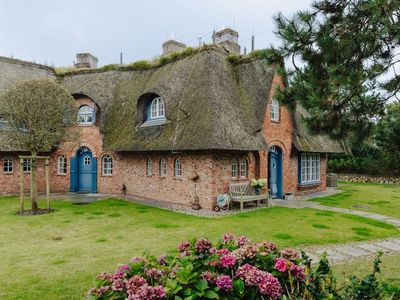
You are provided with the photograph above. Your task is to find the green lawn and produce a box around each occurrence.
[311,182,400,218]
[0,196,399,299]
[333,253,400,296]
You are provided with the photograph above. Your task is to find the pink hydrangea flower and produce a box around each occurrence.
[216,248,230,256]
[258,272,282,299]
[178,241,191,252]
[195,238,212,253]
[219,253,236,268]
[216,275,233,291]
[111,278,125,291]
[96,272,113,282]
[281,248,300,261]
[145,268,164,280]
[290,264,306,280]
[201,271,217,283]
[157,254,168,266]
[222,233,235,243]
[130,256,144,263]
[238,235,250,246]
[274,257,289,273]
[236,264,262,286]
[117,264,130,273]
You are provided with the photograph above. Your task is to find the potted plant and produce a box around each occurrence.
[250,178,267,195]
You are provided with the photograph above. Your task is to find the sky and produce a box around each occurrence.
[0,0,312,67]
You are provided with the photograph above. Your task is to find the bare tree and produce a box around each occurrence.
[0,79,76,213]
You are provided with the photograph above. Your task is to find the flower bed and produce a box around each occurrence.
[88,234,384,299]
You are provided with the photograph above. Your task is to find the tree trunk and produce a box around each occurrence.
[30,152,38,213]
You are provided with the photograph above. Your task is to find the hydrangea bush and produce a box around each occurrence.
[88,234,384,300]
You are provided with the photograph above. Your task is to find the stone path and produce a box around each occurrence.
[304,237,400,265]
[270,187,400,264]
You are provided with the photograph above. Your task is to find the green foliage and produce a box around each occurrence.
[226,54,241,65]
[274,0,400,139]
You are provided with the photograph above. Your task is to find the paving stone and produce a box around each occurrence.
[356,243,391,253]
[334,246,370,257]
[315,249,347,261]
[375,241,400,251]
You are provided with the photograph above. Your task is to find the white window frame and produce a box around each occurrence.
[231,159,238,179]
[22,158,31,173]
[150,97,165,119]
[271,98,280,122]
[78,105,94,125]
[84,155,91,165]
[300,153,320,184]
[174,158,182,177]
[240,159,248,178]
[3,158,13,173]
[57,155,67,175]
[146,158,153,176]
[102,155,113,175]
[159,158,167,177]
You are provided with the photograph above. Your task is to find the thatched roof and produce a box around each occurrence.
[60,47,274,151]
[0,47,345,153]
[292,105,345,153]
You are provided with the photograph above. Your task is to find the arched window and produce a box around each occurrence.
[146,158,153,176]
[57,155,67,175]
[240,159,248,178]
[271,98,280,122]
[84,155,91,165]
[231,159,238,179]
[102,155,113,175]
[174,158,182,177]
[3,158,13,173]
[150,97,165,119]
[159,158,167,176]
[78,105,94,125]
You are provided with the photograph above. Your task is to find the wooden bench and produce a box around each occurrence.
[229,182,269,211]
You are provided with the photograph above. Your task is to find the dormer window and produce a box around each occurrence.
[78,105,94,125]
[150,97,165,119]
[138,94,167,127]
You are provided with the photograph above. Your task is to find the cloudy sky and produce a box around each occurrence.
[0,0,312,67]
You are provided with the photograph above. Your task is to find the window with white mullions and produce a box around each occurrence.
[146,158,153,176]
[78,105,94,125]
[3,158,13,173]
[231,159,238,178]
[240,159,248,178]
[174,158,182,177]
[150,97,165,119]
[300,153,320,184]
[159,158,167,176]
[57,155,67,175]
[22,158,31,172]
[102,155,113,175]
[271,98,280,122]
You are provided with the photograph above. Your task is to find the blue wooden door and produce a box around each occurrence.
[269,147,283,198]
[75,147,97,193]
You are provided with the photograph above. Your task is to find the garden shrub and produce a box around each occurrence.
[88,234,386,299]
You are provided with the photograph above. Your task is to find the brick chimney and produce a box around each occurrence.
[74,53,98,68]
[162,40,187,56]
[213,28,240,55]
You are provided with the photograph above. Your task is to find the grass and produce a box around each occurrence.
[311,182,400,218]
[0,196,399,299]
[333,253,400,296]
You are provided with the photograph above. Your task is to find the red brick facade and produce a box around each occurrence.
[0,74,328,208]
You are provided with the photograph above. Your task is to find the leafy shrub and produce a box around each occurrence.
[88,234,385,299]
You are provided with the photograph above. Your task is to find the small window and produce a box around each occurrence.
[231,159,238,178]
[102,155,113,175]
[240,159,248,178]
[300,153,320,184]
[159,158,167,177]
[271,98,280,122]
[22,159,31,173]
[78,105,94,125]
[150,97,165,119]
[84,155,91,165]
[3,158,13,173]
[146,158,153,176]
[174,158,182,177]
[57,155,67,175]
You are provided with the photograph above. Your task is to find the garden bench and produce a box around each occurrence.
[229,182,269,211]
